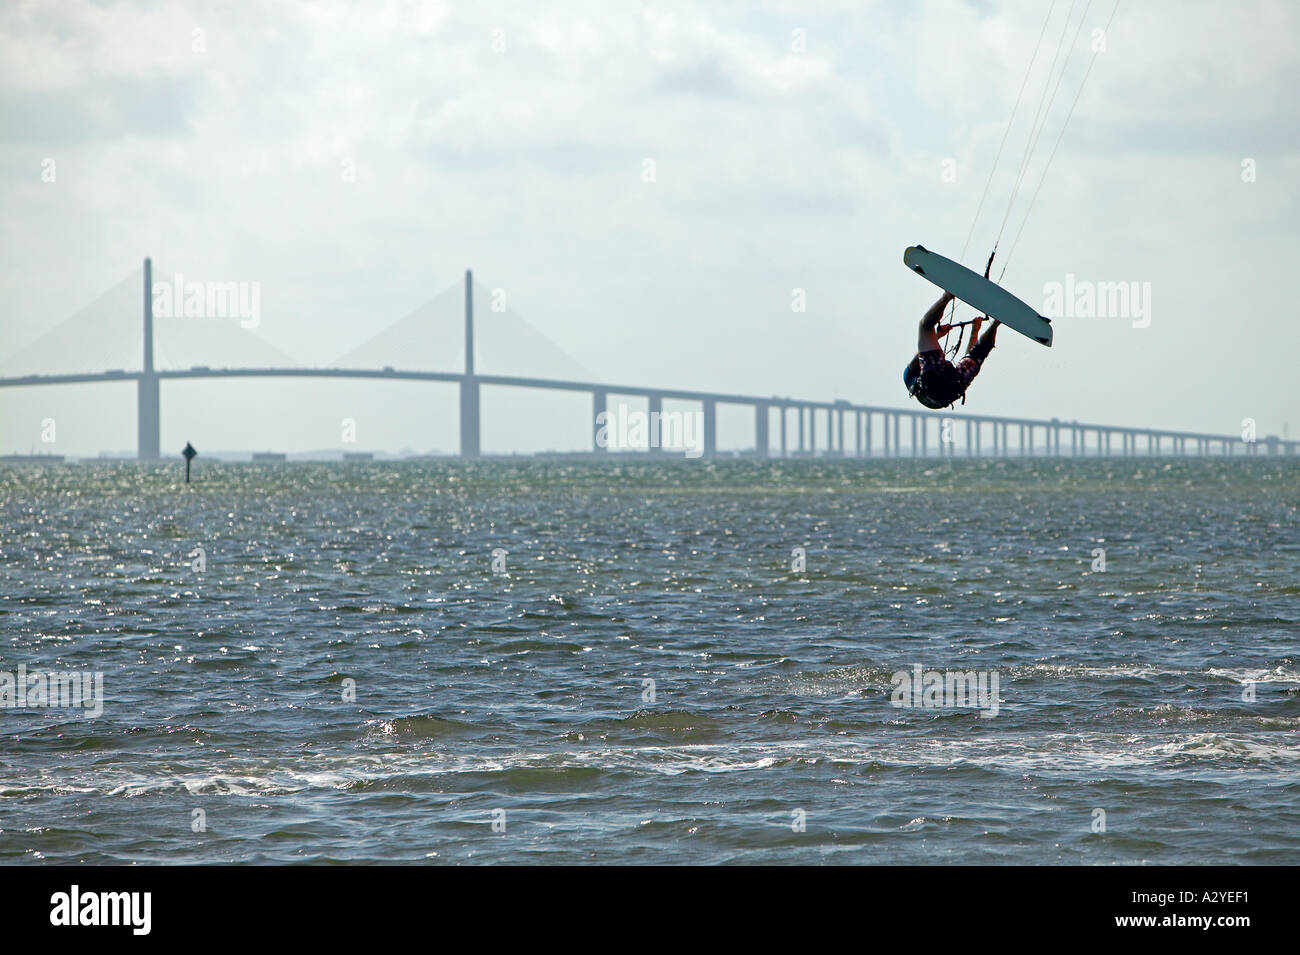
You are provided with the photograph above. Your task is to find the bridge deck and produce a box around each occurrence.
[0,366,1292,452]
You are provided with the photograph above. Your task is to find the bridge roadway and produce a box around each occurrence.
[1,364,1293,459]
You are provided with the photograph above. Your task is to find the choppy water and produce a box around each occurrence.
[1,457,1296,864]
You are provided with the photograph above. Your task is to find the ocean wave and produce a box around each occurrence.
[365,714,482,741]
[1010,663,1300,684]
[3,730,1294,799]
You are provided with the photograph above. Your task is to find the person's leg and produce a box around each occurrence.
[967,319,999,365]
[950,320,999,396]
[918,291,954,353]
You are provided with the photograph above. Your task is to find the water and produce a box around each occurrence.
[1,457,1296,864]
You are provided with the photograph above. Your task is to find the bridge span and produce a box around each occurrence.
[1,259,1294,460]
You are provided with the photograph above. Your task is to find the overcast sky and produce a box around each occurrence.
[2,0,1298,456]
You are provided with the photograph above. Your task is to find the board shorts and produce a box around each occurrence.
[912,348,983,409]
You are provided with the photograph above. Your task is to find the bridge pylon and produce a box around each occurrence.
[137,257,160,460]
[459,269,480,458]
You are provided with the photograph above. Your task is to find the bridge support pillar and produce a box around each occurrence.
[702,398,717,458]
[459,377,480,458]
[592,389,607,453]
[648,393,663,454]
[137,257,160,460]
[755,402,769,458]
[137,375,159,460]
[459,269,480,459]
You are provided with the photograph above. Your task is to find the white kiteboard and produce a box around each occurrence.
[904,244,1053,347]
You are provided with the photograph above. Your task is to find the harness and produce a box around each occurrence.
[909,361,967,410]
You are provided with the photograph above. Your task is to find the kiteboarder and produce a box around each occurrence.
[903,255,1001,409]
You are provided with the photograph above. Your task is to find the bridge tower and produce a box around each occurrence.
[137,257,160,460]
[459,269,480,458]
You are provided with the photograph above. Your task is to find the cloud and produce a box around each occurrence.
[0,73,203,145]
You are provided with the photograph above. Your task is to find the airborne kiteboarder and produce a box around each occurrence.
[896,0,1120,410]
[903,254,1001,410]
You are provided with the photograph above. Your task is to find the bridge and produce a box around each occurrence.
[1,259,1295,460]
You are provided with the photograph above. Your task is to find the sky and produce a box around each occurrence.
[2,0,1298,456]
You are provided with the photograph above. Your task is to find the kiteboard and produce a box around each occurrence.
[904,245,1053,347]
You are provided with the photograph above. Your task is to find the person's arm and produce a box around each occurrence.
[921,290,954,332]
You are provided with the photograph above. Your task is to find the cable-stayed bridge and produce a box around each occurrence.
[1,259,1295,460]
